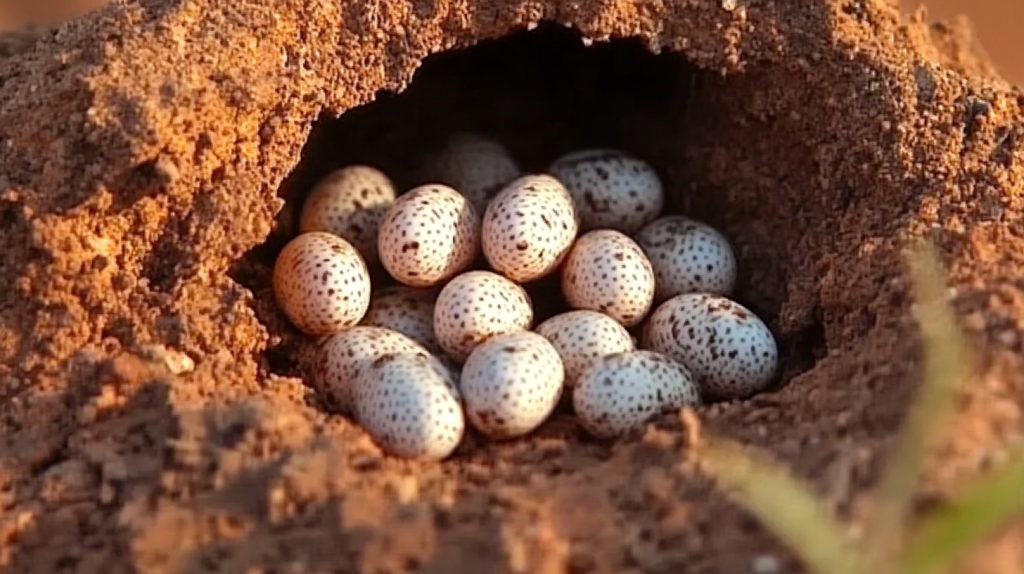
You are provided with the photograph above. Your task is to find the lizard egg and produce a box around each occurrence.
[642,293,778,400]
[634,215,738,301]
[549,148,664,235]
[272,232,372,336]
[573,350,702,439]
[313,326,435,415]
[482,174,579,283]
[377,183,480,288]
[433,270,534,361]
[560,229,656,328]
[534,310,635,388]
[360,285,441,354]
[298,165,396,268]
[353,352,465,461]
[460,331,564,439]
[426,133,522,213]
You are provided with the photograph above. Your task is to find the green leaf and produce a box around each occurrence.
[900,443,1024,574]
[860,243,973,571]
[696,434,861,574]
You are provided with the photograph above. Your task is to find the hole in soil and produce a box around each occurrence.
[229,22,827,401]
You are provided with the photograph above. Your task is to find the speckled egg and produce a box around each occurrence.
[313,326,436,415]
[482,174,579,283]
[377,183,480,288]
[573,350,702,439]
[534,310,635,388]
[360,285,442,354]
[548,149,664,234]
[560,229,656,328]
[427,133,522,213]
[272,232,372,336]
[634,215,738,301]
[642,293,778,400]
[433,270,534,361]
[353,352,465,461]
[460,331,564,439]
[298,165,397,268]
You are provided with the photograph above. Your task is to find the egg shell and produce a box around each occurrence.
[313,326,436,415]
[433,270,534,361]
[534,310,635,388]
[460,331,564,439]
[634,215,738,301]
[642,293,779,400]
[377,183,481,288]
[426,133,522,213]
[353,352,465,461]
[560,229,656,328]
[482,174,579,283]
[573,350,702,439]
[298,165,397,268]
[272,232,372,336]
[360,285,442,354]
[548,149,664,234]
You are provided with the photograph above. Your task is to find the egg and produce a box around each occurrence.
[560,229,656,328]
[425,133,522,213]
[534,310,635,388]
[460,331,564,439]
[642,293,778,400]
[353,352,465,461]
[548,148,664,234]
[573,350,702,438]
[313,326,436,415]
[634,215,738,301]
[272,232,372,336]
[377,183,480,287]
[360,284,442,354]
[298,165,396,268]
[433,270,534,361]
[482,174,579,283]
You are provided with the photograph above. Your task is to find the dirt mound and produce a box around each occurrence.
[2,0,1024,572]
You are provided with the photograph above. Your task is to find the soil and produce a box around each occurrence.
[2,1,1024,573]
[899,0,1024,86]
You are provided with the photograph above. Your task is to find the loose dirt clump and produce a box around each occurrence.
[2,0,1024,573]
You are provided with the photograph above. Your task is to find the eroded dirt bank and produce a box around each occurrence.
[2,0,1024,572]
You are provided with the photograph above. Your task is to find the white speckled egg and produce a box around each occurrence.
[272,232,372,336]
[460,331,564,439]
[573,350,702,439]
[482,174,579,283]
[433,270,534,361]
[534,310,635,388]
[560,229,656,328]
[299,165,396,268]
[549,148,664,234]
[377,183,480,288]
[634,215,737,301]
[642,293,778,400]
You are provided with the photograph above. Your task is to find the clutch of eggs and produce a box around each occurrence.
[271,136,778,461]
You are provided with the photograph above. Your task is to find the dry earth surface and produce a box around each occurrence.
[2,0,1024,573]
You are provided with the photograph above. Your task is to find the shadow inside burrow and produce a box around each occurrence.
[228,21,833,398]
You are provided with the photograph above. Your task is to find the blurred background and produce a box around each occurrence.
[0,0,1021,85]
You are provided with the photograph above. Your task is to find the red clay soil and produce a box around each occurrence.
[1,0,1024,573]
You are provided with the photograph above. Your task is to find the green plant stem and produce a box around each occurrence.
[698,434,861,574]
[859,244,971,573]
[900,442,1024,574]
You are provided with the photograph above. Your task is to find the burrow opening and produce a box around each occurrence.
[228,22,827,406]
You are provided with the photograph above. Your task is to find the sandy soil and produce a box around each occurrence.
[900,0,1024,85]
[1,0,1024,573]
